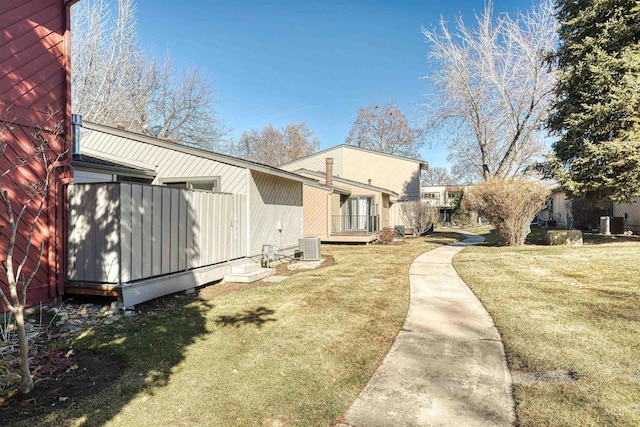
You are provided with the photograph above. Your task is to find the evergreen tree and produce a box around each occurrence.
[547,0,640,204]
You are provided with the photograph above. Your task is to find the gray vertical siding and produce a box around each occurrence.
[68,183,247,283]
[614,197,640,232]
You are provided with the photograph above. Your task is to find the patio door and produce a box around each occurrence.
[344,196,376,231]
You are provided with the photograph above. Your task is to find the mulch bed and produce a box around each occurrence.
[0,352,125,424]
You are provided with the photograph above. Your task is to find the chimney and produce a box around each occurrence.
[325,158,333,187]
[71,114,83,155]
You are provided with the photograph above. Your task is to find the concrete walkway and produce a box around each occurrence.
[344,233,515,427]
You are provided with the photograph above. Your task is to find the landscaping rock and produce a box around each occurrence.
[546,229,583,245]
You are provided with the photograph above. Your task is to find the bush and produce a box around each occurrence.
[378,227,396,244]
[462,178,551,246]
[400,201,439,236]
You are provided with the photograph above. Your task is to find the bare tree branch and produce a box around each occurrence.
[71,0,227,149]
[228,122,320,167]
[345,101,424,159]
[422,0,557,181]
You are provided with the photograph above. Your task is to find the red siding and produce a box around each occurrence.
[1,0,76,309]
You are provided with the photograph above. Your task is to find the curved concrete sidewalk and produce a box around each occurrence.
[344,232,515,427]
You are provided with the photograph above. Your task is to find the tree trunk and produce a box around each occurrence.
[15,307,34,394]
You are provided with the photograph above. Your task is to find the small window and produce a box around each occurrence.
[190,180,219,192]
[164,178,220,192]
[421,192,440,200]
[447,191,461,199]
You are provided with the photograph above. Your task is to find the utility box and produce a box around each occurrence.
[601,216,624,234]
[611,217,624,234]
[298,237,321,261]
[600,216,611,234]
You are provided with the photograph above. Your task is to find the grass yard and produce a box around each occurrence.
[454,229,640,426]
[15,233,461,427]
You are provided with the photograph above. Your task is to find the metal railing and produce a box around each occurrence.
[331,215,379,235]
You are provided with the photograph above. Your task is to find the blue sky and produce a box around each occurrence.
[135,0,539,169]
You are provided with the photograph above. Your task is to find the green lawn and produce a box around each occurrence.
[454,230,640,426]
[20,233,461,427]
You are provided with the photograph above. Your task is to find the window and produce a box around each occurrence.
[421,192,440,200]
[343,196,377,230]
[163,177,220,192]
[447,191,461,199]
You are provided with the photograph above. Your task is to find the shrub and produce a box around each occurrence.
[400,201,439,236]
[462,178,551,246]
[378,227,396,244]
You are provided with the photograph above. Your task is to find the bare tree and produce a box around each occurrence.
[0,113,66,394]
[422,0,557,181]
[345,101,424,159]
[148,58,226,150]
[71,0,227,149]
[230,122,320,167]
[401,201,439,235]
[422,166,455,185]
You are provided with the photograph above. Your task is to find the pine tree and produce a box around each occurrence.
[547,0,640,204]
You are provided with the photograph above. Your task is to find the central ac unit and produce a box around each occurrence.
[298,237,321,261]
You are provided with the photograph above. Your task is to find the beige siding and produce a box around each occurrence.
[342,148,422,199]
[68,183,247,283]
[281,145,424,199]
[248,171,303,256]
[302,185,330,238]
[280,146,344,176]
[614,197,640,232]
[389,202,409,228]
[80,128,248,195]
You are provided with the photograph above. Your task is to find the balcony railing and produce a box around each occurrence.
[331,215,379,235]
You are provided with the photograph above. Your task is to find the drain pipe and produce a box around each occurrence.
[71,114,82,155]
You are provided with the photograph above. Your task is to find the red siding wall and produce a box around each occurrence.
[0,0,76,308]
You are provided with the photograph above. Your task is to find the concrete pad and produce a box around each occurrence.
[287,258,326,270]
[345,233,515,427]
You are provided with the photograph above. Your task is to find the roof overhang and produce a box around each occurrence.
[82,121,324,188]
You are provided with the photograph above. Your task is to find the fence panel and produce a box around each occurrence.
[67,183,247,284]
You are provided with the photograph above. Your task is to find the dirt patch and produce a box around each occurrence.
[0,351,125,424]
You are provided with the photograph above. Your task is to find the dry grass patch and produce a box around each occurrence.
[14,232,461,427]
[454,239,640,426]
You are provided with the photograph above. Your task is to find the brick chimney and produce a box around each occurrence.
[325,158,333,187]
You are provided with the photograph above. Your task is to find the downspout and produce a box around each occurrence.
[52,0,78,298]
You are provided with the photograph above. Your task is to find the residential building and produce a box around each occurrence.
[67,121,323,306]
[292,160,397,243]
[279,145,428,229]
[0,0,78,308]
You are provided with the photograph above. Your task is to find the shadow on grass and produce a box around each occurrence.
[31,297,215,427]
[215,306,276,328]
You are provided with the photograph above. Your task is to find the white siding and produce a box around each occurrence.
[80,128,248,195]
[614,197,640,232]
[248,171,303,256]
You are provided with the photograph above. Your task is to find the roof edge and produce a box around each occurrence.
[82,121,322,186]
